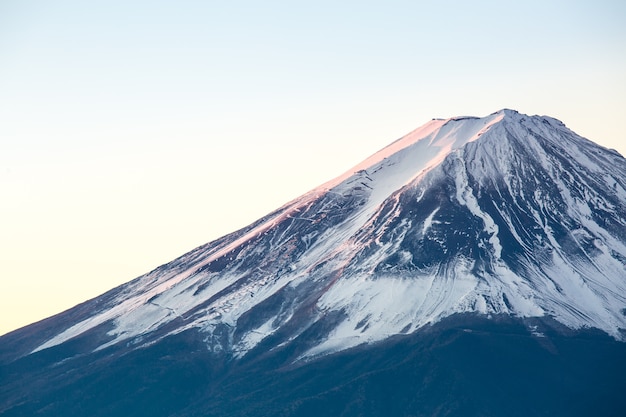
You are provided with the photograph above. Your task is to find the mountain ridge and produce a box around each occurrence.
[9,109,624,363]
[2,108,626,417]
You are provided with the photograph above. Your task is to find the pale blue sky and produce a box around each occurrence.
[1,0,625,334]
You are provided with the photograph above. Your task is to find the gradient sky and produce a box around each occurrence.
[1,0,625,335]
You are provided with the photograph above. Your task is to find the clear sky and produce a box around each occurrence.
[1,0,625,335]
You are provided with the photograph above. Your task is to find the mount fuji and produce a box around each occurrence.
[1,109,625,416]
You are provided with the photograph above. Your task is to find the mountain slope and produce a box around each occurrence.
[23,109,626,359]
[1,109,626,416]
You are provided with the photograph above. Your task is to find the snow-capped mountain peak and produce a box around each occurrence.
[29,109,626,360]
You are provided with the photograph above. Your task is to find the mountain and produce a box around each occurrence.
[2,109,625,416]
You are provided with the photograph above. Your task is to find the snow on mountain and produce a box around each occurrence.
[30,109,626,360]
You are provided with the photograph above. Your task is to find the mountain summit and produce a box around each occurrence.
[2,109,625,416]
